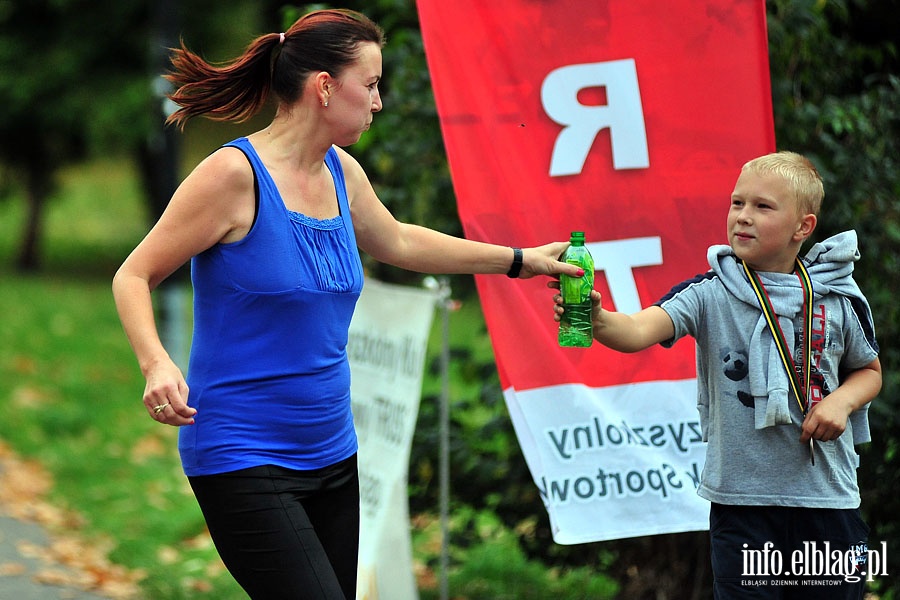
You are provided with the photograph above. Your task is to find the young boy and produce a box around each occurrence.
[553,151,881,598]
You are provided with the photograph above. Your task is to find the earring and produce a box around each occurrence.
[324,100,328,107]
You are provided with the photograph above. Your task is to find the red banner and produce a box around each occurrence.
[419,0,773,389]
[418,0,774,541]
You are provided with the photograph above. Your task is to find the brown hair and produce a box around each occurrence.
[742,151,825,217]
[164,9,385,129]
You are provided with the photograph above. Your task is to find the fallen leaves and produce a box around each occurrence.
[0,439,146,598]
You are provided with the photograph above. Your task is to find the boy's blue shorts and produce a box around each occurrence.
[710,503,869,599]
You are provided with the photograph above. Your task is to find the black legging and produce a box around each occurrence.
[188,455,360,600]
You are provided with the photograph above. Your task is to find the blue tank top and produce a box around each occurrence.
[179,137,364,476]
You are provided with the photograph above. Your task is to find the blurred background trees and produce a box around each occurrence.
[1,1,897,598]
[0,0,267,270]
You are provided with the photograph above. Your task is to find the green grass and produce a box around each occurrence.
[0,156,616,599]
[414,508,617,600]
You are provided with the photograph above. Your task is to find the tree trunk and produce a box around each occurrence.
[15,167,51,272]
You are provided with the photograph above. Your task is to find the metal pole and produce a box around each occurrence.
[424,275,452,600]
[438,276,451,600]
[150,0,188,370]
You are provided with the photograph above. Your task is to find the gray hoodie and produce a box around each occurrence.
[656,231,879,508]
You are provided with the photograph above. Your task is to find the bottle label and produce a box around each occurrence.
[561,264,592,303]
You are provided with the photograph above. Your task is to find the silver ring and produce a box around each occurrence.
[154,403,170,415]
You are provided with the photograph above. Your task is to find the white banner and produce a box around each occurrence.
[349,279,436,600]
[506,380,709,543]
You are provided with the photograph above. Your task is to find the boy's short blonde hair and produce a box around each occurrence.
[742,151,824,217]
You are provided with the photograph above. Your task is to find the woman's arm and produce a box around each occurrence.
[339,148,583,279]
[112,148,255,425]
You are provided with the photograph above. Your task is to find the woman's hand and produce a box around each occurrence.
[142,357,197,426]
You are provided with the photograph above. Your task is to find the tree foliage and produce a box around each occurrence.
[0,1,148,269]
[0,0,264,270]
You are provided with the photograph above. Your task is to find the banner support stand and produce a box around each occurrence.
[425,276,452,600]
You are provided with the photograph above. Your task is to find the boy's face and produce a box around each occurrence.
[727,169,815,273]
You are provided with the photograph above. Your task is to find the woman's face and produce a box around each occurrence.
[328,42,383,145]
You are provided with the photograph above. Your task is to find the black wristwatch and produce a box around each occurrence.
[506,247,523,278]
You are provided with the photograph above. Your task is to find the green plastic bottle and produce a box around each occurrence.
[558,231,594,347]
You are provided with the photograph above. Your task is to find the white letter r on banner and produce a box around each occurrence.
[542,59,649,177]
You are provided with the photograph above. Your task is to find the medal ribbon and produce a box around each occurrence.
[742,258,814,416]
